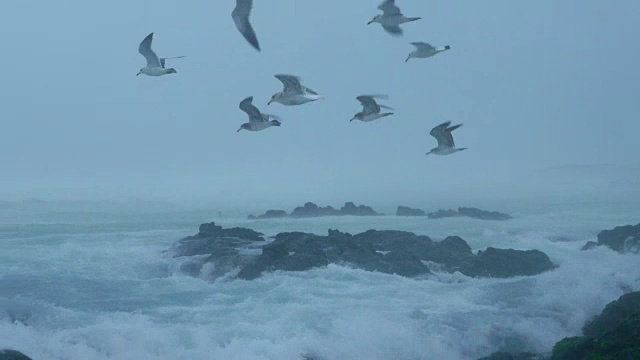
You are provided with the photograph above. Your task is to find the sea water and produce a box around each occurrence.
[1,200,639,359]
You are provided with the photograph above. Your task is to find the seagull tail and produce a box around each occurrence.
[407,17,422,22]
[380,105,395,111]
[444,45,451,50]
[458,147,468,152]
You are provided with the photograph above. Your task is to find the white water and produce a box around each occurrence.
[1,200,639,360]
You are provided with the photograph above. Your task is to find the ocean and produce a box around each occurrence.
[1,199,639,359]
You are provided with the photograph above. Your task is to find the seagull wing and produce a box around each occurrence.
[139,33,161,68]
[411,42,435,51]
[275,74,304,94]
[239,96,265,123]
[430,121,454,148]
[159,56,185,69]
[378,0,402,16]
[232,0,261,51]
[356,96,381,114]
[445,123,463,147]
[383,25,403,36]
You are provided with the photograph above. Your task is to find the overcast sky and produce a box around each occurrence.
[0,1,638,208]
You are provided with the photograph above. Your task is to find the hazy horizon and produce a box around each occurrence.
[1,1,638,208]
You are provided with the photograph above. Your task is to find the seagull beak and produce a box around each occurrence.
[136,72,141,76]
[237,128,241,132]
[367,20,374,25]
[267,100,273,105]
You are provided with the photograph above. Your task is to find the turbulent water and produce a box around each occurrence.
[1,200,639,360]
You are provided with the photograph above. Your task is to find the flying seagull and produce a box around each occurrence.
[351,95,394,122]
[137,33,181,76]
[268,74,324,106]
[237,96,281,132]
[406,42,450,62]
[232,0,261,51]
[427,121,467,155]
[368,0,421,36]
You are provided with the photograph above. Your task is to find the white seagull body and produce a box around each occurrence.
[232,0,261,51]
[268,74,324,106]
[427,121,467,155]
[406,42,450,62]
[137,33,182,77]
[351,95,394,122]
[368,0,421,36]
[238,96,281,132]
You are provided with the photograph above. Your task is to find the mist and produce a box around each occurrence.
[1,0,639,210]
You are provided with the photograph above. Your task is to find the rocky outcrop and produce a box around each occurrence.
[477,352,539,360]
[171,223,555,281]
[428,207,512,220]
[249,202,381,219]
[248,210,288,220]
[551,291,640,360]
[396,206,426,216]
[0,350,32,360]
[595,223,640,254]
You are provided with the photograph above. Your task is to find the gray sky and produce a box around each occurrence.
[0,1,638,208]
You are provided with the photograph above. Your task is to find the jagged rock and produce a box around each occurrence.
[396,206,426,216]
[596,223,640,254]
[248,210,288,220]
[460,248,555,278]
[582,291,640,338]
[428,207,512,221]
[0,350,32,360]
[340,201,380,216]
[171,223,554,281]
[580,241,600,251]
[290,202,339,218]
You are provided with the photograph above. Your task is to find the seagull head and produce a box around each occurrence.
[267,94,279,105]
[350,114,359,122]
[368,15,380,25]
[136,69,143,76]
[237,123,250,132]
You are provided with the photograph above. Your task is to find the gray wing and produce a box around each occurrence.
[159,56,185,68]
[356,96,381,114]
[239,96,266,123]
[383,25,403,36]
[430,121,454,148]
[275,74,304,94]
[232,0,261,51]
[378,0,402,16]
[139,33,161,68]
[411,42,435,50]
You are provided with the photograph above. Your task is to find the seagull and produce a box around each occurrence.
[406,42,450,62]
[232,0,261,51]
[427,121,467,155]
[237,96,281,132]
[137,33,180,76]
[268,74,324,106]
[350,95,394,122]
[368,0,421,36]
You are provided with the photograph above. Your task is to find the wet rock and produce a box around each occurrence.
[248,210,288,220]
[596,223,640,254]
[396,205,426,216]
[477,352,541,360]
[460,248,555,278]
[0,350,32,360]
[582,291,640,338]
[428,207,512,220]
[580,241,600,251]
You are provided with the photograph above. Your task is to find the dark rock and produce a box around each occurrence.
[290,202,339,218]
[596,223,640,254]
[550,291,640,360]
[427,207,512,220]
[0,350,32,360]
[340,201,380,216]
[427,209,460,219]
[396,205,426,216]
[582,291,640,338]
[460,248,555,278]
[477,352,540,360]
[197,222,265,242]
[248,210,288,220]
[171,223,554,281]
[580,241,600,251]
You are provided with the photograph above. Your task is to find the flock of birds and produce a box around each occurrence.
[136,0,466,156]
